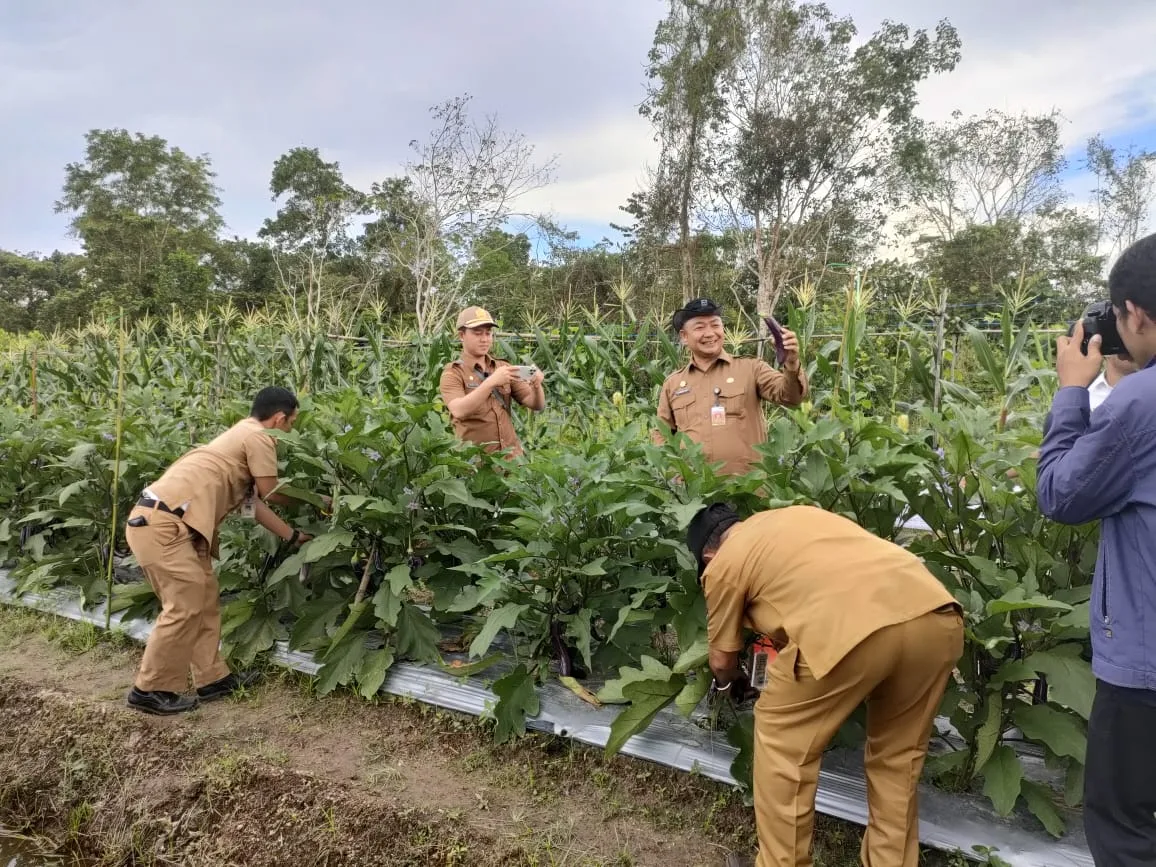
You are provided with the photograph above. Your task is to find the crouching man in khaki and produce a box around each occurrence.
[688,503,964,867]
[124,387,325,715]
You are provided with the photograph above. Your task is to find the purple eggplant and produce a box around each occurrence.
[763,316,788,366]
[549,619,574,677]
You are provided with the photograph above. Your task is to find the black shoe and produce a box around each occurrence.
[127,687,199,715]
[723,854,755,867]
[196,670,261,702]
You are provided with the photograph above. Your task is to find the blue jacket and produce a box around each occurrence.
[1037,359,1156,690]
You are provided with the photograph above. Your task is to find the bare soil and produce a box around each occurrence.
[0,605,962,866]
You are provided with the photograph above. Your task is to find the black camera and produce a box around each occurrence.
[1073,300,1127,356]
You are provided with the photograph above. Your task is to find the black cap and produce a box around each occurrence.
[686,502,741,577]
[672,297,722,332]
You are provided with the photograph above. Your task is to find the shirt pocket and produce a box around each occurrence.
[669,391,697,429]
[718,381,748,418]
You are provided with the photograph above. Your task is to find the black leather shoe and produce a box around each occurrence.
[126,687,198,715]
[196,670,261,702]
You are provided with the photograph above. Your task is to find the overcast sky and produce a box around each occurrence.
[3,0,1155,256]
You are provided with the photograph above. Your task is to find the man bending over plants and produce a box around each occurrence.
[656,298,807,476]
[688,503,963,867]
[439,305,546,458]
[1037,231,1156,866]
[123,387,324,715]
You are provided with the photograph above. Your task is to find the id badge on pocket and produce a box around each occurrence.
[711,404,726,427]
[749,636,780,690]
[240,495,256,520]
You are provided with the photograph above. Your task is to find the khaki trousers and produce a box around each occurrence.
[124,506,230,693]
[753,606,964,867]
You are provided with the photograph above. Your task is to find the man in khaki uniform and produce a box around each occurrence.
[657,298,808,475]
[687,503,963,867]
[439,306,546,458]
[124,387,324,715]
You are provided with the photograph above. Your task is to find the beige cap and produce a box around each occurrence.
[456,306,498,329]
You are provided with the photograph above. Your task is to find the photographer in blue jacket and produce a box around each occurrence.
[1037,232,1156,866]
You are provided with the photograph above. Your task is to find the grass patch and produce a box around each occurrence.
[0,603,136,658]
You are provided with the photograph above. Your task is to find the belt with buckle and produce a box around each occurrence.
[137,497,185,518]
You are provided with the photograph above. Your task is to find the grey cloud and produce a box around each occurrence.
[0,0,660,250]
[1,0,1152,254]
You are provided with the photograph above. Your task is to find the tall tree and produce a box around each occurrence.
[211,238,279,311]
[363,95,556,335]
[704,1,961,325]
[641,0,744,301]
[54,129,223,318]
[1086,135,1156,261]
[258,147,368,329]
[460,228,533,314]
[917,211,1101,316]
[0,250,86,333]
[895,109,1067,242]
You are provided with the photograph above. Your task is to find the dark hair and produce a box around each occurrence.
[1108,232,1156,318]
[250,387,299,421]
[686,502,742,577]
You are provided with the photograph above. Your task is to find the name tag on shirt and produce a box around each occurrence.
[673,387,691,396]
[711,404,726,426]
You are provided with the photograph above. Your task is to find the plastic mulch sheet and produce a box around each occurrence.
[0,571,1093,867]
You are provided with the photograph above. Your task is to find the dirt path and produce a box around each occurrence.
[0,605,959,866]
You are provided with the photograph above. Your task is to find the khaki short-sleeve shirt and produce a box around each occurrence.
[657,352,808,475]
[439,355,535,456]
[703,505,957,679]
[147,417,279,557]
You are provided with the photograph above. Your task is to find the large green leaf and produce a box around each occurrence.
[1020,779,1066,838]
[289,597,347,649]
[1012,704,1086,763]
[981,745,1024,816]
[315,629,369,695]
[674,672,711,717]
[668,499,705,530]
[357,647,396,699]
[468,603,527,659]
[57,479,90,506]
[604,674,685,756]
[1064,759,1084,808]
[393,604,441,663]
[672,636,709,674]
[974,690,1003,771]
[370,563,413,629]
[986,587,1072,615]
[491,664,540,744]
[597,656,675,704]
[425,477,492,511]
[1024,646,1095,719]
[272,483,327,510]
[726,712,755,796]
[302,530,355,562]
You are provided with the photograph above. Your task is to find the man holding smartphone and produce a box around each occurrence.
[655,298,807,476]
[1037,233,1156,866]
[439,306,546,458]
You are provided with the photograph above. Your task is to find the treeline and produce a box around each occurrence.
[3,0,1156,338]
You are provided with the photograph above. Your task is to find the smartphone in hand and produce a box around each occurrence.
[513,365,538,381]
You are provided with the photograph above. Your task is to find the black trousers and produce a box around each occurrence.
[1085,679,1156,866]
